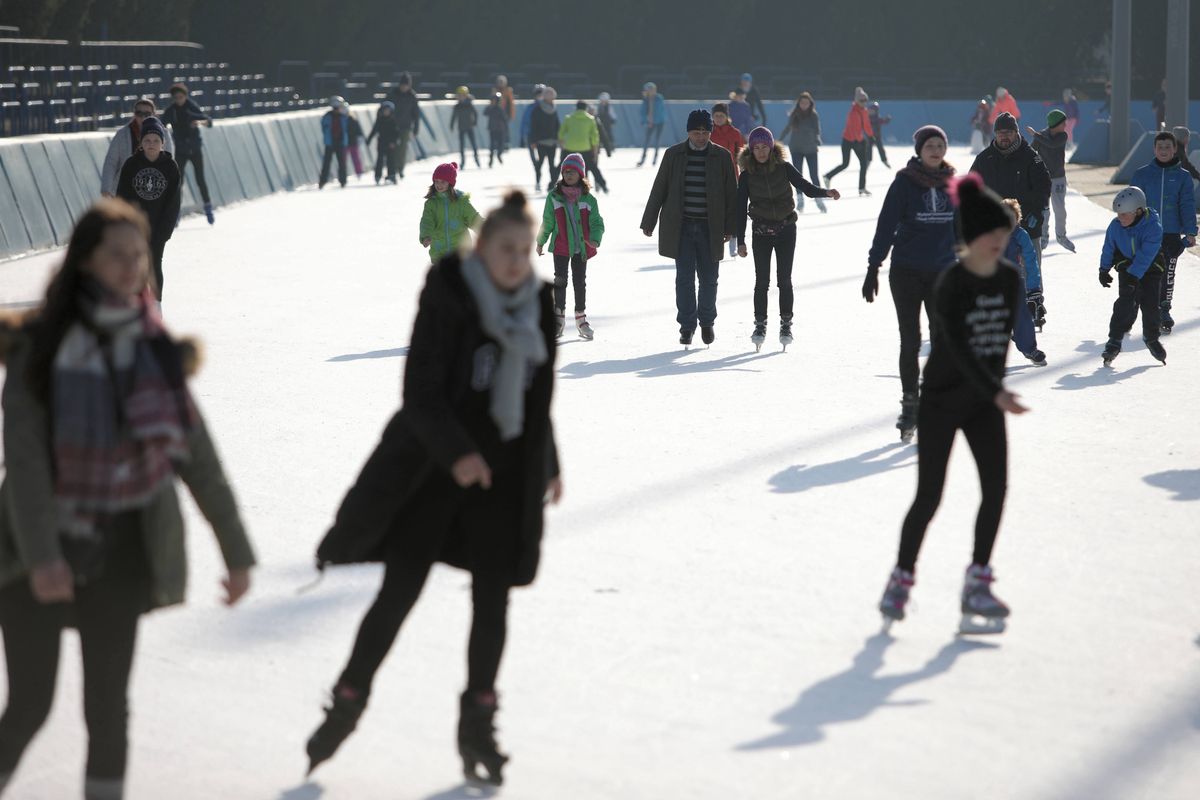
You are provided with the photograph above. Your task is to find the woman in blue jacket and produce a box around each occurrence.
[863,126,958,441]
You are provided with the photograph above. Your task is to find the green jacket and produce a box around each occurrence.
[0,332,256,610]
[538,189,605,263]
[420,190,482,263]
[558,110,600,153]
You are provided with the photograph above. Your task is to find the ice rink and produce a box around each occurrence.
[1,144,1198,799]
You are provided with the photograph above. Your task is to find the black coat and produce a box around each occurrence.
[116,150,182,245]
[388,89,421,134]
[161,99,210,153]
[366,113,400,146]
[316,255,560,587]
[969,140,1052,239]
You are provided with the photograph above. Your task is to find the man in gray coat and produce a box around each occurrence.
[101,97,174,197]
[641,109,738,346]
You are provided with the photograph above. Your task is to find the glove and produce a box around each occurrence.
[1024,213,1039,231]
[862,265,880,303]
[1098,270,1113,288]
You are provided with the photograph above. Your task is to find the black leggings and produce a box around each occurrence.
[889,266,941,394]
[897,395,1007,573]
[374,142,398,181]
[583,151,607,192]
[339,543,511,697]
[751,223,797,321]
[826,138,870,191]
[151,239,167,301]
[532,145,559,187]
[459,129,480,167]
[320,145,347,188]
[0,527,148,782]
[553,252,587,313]
[176,148,210,204]
[871,135,890,166]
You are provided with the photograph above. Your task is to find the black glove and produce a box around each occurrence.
[862,265,880,303]
[1098,270,1113,288]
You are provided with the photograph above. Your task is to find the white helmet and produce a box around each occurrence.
[1112,186,1147,213]
[329,95,345,108]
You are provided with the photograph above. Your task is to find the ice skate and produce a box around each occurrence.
[859,188,872,197]
[879,566,915,631]
[896,391,918,443]
[1102,339,1121,366]
[1056,236,1076,253]
[554,308,566,340]
[822,173,832,189]
[1160,302,1174,334]
[959,564,1009,635]
[701,326,716,347]
[1145,337,1166,365]
[680,329,694,349]
[459,691,509,787]
[306,685,366,775]
[204,203,215,225]
[575,313,594,341]
[779,317,794,352]
[815,197,828,214]
[1022,349,1047,367]
[750,320,766,352]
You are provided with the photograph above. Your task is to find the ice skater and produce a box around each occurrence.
[306,191,562,788]
[1027,110,1075,252]
[420,162,482,264]
[341,101,366,180]
[1000,199,1047,365]
[484,93,509,167]
[115,117,181,301]
[451,86,482,170]
[366,100,400,184]
[527,86,561,189]
[734,127,839,351]
[864,126,958,441]
[824,87,874,196]
[0,200,255,800]
[710,102,745,256]
[160,83,214,223]
[1099,187,1168,366]
[969,112,1051,261]
[878,173,1029,635]
[318,96,349,189]
[638,82,668,167]
[537,153,605,340]
[868,101,892,168]
[780,92,826,213]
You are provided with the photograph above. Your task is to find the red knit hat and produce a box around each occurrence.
[433,162,458,186]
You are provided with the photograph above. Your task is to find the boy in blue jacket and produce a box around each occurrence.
[1129,131,1197,333]
[1100,187,1167,365]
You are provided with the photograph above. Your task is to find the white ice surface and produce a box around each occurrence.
[1,146,1198,800]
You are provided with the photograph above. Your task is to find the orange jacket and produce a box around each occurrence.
[710,123,745,176]
[989,94,1020,123]
[498,86,516,120]
[841,103,874,142]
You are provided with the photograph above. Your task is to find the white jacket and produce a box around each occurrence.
[100,120,175,196]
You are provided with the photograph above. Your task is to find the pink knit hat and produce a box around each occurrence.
[433,162,458,186]
[560,153,587,178]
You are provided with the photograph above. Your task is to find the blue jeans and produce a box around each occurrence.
[676,220,719,331]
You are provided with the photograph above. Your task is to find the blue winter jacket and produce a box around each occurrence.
[642,94,667,126]
[1101,208,1164,279]
[1003,226,1042,293]
[868,170,958,271]
[520,103,535,146]
[1130,159,1197,235]
[321,112,350,148]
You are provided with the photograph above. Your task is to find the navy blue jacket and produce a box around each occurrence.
[868,166,958,271]
[161,98,211,153]
[1101,208,1165,279]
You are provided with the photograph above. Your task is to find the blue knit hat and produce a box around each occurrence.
[139,116,167,142]
[687,108,713,132]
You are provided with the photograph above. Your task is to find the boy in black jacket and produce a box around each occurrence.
[116,117,182,301]
[366,101,400,184]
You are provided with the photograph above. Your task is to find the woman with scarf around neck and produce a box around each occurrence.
[307,191,562,788]
[863,126,959,442]
[0,199,255,800]
[537,153,605,340]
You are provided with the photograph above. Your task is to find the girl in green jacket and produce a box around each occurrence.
[420,162,482,262]
[536,153,605,339]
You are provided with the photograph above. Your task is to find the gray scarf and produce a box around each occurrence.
[995,136,1022,156]
[460,256,547,441]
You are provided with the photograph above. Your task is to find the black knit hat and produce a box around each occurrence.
[138,116,167,143]
[687,108,713,131]
[950,172,1015,243]
[913,124,947,155]
[993,112,1018,133]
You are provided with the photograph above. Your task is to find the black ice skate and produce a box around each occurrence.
[701,326,716,346]
[459,691,509,787]
[751,320,767,352]
[1023,349,1047,367]
[1145,337,1166,365]
[779,318,794,352]
[306,685,366,775]
[1102,339,1121,366]
[896,391,919,443]
[680,329,694,349]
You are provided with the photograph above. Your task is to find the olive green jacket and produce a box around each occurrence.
[0,332,255,610]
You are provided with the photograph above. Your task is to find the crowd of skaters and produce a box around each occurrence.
[1,62,1198,799]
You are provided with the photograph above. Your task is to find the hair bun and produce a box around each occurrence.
[501,189,528,210]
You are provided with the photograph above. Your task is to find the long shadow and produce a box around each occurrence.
[737,633,998,750]
[1054,364,1154,391]
[1143,468,1200,501]
[420,784,498,800]
[327,347,410,363]
[277,782,324,800]
[769,442,915,494]
[558,348,779,380]
[635,263,677,273]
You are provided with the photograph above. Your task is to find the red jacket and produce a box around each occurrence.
[841,103,874,142]
[710,124,745,176]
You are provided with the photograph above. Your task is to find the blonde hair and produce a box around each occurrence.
[1002,198,1022,226]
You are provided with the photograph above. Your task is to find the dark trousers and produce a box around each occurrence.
[320,144,347,188]
[1160,234,1184,307]
[1109,269,1163,342]
[794,151,820,207]
[338,544,510,697]
[176,148,211,204]
[150,239,167,301]
[889,266,941,394]
[459,129,480,167]
[897,396,1007,573]
[0,525,148,781]
[675,219,719,331]
[488,129,507,166]
[397,131,413,175]
[583,151,608,192]
[871,135,890,166]
[826,138,870,191]
[553,252,587,312]
[374,142,398,182]
[751,223,797,321]
[532,145,559,187]
[640,123,664,164]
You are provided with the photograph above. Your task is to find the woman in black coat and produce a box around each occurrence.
[306,190,561,788]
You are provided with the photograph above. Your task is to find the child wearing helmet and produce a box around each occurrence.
[484,93,509,167]
[450,87,481,169]
[536,153,606,340]
[1099,186,1168,365]
[366,100,401,184]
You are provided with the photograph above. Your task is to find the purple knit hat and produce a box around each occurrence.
[913,124,947,154]
[560,152,587,178]
[747,126,774,149]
